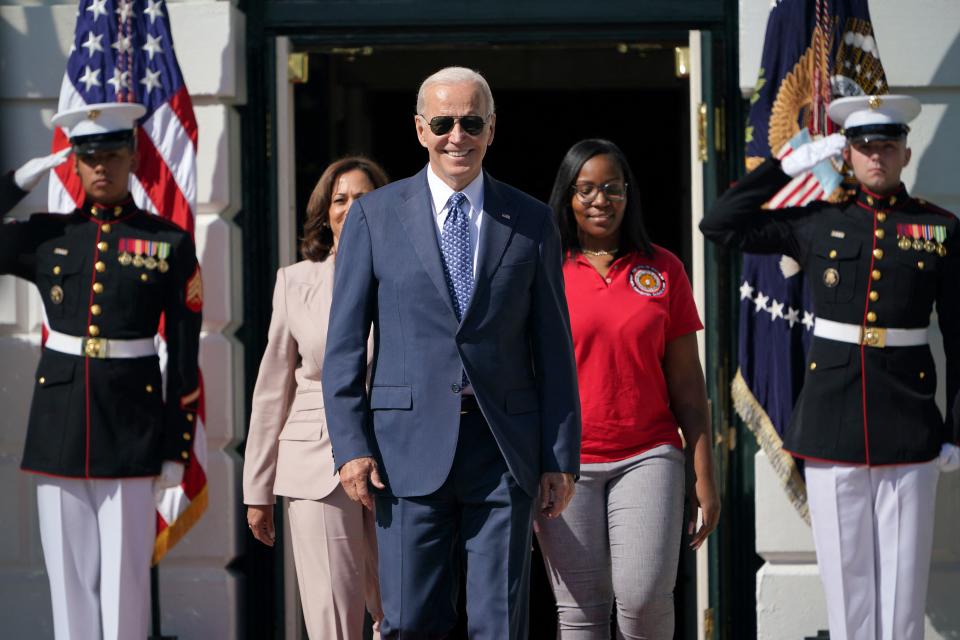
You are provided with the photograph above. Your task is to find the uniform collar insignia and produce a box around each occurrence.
[83,195,137,221]
[856,183,908,212]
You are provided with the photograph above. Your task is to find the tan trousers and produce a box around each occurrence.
[288,483,383,640]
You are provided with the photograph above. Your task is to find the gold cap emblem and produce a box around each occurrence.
[86,109,102,120]
[868,96,883,110]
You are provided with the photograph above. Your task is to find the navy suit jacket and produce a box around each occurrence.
[322,167,581,498]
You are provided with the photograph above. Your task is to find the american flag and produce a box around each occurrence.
[735,0,887,520]
[48,0,207,563]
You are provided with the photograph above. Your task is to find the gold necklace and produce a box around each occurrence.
[581,248,618,257]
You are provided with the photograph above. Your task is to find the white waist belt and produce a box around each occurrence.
[813,318,928,348]
[45,329,157,359]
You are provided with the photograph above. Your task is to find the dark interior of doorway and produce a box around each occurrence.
[291,42,696,639]
[294,43,692,266]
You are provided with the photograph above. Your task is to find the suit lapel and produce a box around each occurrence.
[395,168,457,317]
[462,173,516,323]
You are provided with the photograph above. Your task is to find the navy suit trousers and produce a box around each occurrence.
[375,406,535,639]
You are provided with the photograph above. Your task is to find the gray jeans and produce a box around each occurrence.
[535,445,685,640]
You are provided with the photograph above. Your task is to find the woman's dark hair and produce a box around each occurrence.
[547,139,654,257]
[300,156,390,262]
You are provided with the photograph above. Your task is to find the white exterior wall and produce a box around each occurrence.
[0,2,246,638]
[740,1,960,637]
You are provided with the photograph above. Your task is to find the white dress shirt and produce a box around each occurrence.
[426,165,484,277]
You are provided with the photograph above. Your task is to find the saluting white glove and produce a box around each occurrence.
[780,133,847,178]
[938,443,960,473]
[12,148,71,192]
[153,460,185,494]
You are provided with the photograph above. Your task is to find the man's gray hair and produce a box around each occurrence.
[416,67,496,117]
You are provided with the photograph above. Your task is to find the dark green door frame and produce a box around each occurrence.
[236,2,747,638]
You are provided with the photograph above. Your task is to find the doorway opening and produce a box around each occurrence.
[287,40,697,639]
[293,42,692,266]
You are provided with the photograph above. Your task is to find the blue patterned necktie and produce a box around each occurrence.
[440,192,473,387]
[440,192,473,321]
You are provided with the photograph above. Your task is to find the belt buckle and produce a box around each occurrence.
[83,337,106,358]
[860,327,887,348]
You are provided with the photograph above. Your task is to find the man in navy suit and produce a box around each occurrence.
[322,66,581,638]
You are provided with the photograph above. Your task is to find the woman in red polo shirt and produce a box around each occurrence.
[536,139,720,639]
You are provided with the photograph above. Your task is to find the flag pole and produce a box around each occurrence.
[149,564,176,640]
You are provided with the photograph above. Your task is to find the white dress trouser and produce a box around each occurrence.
[37,476,155,640]
[805,460,939,640]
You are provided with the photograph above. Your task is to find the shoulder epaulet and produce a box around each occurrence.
[915,197,955,218]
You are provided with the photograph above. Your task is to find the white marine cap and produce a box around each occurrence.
[51,102,147,153]
[827,94,921,144]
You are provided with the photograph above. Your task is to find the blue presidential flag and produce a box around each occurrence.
[733,0,888,518]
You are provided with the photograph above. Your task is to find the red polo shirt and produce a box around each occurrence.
[564,246,703,463]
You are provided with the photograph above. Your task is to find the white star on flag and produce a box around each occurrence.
[112,34,133,55]
[768,300,785,321]
[785,307,800,328]
[86,0,108,21]
[115,0,134,22]
[107,68,129,94]
[802,311,816,331]
[740,281,755,300]
[140,68,162,92]
[143,33,163,61]
[81,31,104,56]
[754,291,770,313]
[144,0,165,24]
[79,65,101,91]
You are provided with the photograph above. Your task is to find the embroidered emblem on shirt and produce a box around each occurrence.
[629,265,666,297]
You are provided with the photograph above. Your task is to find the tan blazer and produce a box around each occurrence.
[243,258,342,504]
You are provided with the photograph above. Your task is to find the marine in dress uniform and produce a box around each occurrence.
[0,103,202,640]
[701,95,960,640]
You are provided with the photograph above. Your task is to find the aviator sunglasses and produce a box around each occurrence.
[420,114,488,136]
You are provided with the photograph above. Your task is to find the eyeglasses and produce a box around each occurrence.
[419,114,488,136]
[571,182,628,203]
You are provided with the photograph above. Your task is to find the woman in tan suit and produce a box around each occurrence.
[243,157,389,638]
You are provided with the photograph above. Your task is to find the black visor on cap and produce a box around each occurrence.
[71,130,135,155]
[844,123,910,145]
